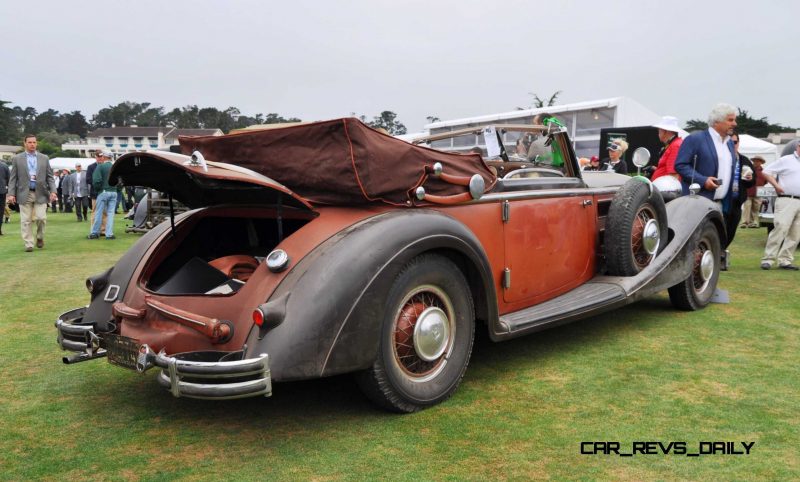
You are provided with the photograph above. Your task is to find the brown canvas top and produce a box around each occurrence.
[178,118,497,206]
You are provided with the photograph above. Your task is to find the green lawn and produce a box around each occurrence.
[0,212,797,480]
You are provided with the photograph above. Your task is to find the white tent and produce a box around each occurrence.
[738,134,779,164]
[49,157,96,172]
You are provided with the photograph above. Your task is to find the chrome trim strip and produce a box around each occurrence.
[475,186,619,203]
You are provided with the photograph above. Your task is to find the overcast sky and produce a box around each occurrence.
[2,0,798,132]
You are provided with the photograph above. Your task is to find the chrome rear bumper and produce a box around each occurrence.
[56,306,272,400]
[56,307,107,364]
[151,351,271,400]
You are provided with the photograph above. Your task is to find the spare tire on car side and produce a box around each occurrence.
[604,178,668,276]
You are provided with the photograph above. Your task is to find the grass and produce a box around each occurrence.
[0,211,798,480]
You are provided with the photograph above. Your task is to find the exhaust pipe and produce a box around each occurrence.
[63,350,107,365]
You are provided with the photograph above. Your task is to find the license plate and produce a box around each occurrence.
[105,333,141,370]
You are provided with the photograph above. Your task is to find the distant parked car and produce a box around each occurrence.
[758,185,777,231]
[56,118,725,412]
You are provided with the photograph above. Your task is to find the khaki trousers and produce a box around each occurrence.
[761,197,800,266]
[20,191,47,249]
[741,196,762,226]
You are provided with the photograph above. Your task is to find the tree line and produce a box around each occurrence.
[684,108,794,138]
[0,98,408,155]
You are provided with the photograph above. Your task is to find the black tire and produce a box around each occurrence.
[356,254,475,413]
[668,223,721,311]
[605,178,668,276]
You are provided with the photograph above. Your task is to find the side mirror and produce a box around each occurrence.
[632,147,650,176]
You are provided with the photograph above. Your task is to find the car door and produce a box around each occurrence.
[501,187,597,304]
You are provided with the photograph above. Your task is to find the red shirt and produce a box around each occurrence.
[652,136,683,181]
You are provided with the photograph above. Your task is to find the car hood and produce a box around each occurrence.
[109,151,314,212]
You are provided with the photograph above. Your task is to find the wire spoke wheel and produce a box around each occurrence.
[631,205,659,270]
[605,178,667,276]
[691,239,715,293]
[392,285,455,382]
[669,223,721,311]
[356,254,474,412]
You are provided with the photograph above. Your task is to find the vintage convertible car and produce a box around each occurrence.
[56,118,724,412]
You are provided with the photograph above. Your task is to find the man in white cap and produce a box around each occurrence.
[651,116,683,181]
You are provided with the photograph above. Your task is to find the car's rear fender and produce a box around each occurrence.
[244,209,497,381]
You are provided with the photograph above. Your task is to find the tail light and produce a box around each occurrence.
[252,295,287,330]
[252,308,265,327]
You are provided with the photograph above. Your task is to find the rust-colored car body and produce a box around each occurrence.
[56,118,724,411]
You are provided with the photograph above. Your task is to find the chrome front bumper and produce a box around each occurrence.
[56,307,272,400]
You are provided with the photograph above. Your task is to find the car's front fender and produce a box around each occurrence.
[627,194,725,300]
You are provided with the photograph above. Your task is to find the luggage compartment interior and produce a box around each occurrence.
[146,214,310,295]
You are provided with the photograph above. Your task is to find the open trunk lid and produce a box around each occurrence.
[109,150,314,212]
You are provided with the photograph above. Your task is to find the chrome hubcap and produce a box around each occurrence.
[413,307,450,362]
[699,249,714,282]
[642,218,660,255]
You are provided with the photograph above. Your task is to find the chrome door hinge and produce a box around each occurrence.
[502,200,510,222]
[502,268,511,289]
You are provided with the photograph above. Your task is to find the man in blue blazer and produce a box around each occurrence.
[674,104,741,247]
[674,103,738,200]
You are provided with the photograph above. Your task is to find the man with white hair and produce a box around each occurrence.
[675,103,742,249]
[759,142,800,270]
[675,103,739,201]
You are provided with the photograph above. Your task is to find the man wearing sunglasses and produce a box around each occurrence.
[724,132,755,246]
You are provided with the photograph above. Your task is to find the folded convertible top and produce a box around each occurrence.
[179,117,497,206]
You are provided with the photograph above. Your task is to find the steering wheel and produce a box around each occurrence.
[503,167,565,180]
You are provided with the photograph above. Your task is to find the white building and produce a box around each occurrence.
[424,96,661,158]
[62,127,223,157]
[0,145,20,161]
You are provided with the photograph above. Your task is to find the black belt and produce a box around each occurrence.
[778,194,800,199]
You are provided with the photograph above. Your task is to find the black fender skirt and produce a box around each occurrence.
[245,210,496,381]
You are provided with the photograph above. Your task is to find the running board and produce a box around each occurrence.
[497,282,627,337]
